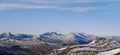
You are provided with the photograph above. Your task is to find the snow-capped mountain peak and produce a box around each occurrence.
[0,32,15,38]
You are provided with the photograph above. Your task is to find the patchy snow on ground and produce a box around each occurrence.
[97,48,120,55]
[58,47,67,51]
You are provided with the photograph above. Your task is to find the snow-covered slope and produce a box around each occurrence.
[97,48,120,55]
[50,39,120,55]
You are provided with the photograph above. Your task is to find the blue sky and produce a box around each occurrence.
[0,0,120,36]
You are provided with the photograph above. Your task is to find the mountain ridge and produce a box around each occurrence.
[0,32,120,55]
[0,32,120,44]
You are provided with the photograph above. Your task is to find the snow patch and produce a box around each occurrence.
[97,48,120,55]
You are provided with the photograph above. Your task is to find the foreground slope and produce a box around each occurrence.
[50,39,120,55]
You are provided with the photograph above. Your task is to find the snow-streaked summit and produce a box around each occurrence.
[0,32,119,44]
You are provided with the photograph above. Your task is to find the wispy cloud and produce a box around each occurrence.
[0,0,120,12]
[58,7,99,12]
[22,0,120,4]
[0,3,100,12]
[0,3,58,9]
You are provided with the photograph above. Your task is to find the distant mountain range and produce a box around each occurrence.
[0,32,120,55]
[0,32,120,44]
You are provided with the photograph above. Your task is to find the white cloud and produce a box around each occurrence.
[0,0,119,12]
[70,7,98,12]
[73,0,120,3]
[0,3,59,9]
[0,3,100,12]
[21,0,120,4]
[21,0,64,4]
[58,7,99,12]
